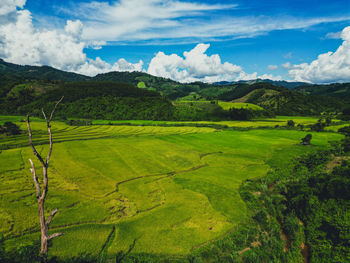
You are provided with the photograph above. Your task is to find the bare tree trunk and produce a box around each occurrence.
[26,96,64,255]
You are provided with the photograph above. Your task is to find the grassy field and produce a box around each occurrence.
[0,115,344,260]
[174,100,263,111]
[92,115,322,128]
[217,101,263,111]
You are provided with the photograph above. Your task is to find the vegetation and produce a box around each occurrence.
[0,115,345,261]
[0,122,21,135]
[1,59,350,262]
[1,59,350,119]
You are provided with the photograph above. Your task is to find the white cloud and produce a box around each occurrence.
[87,40,107,50]
[59,0,350,43]
[282,62,292,69]
[0,2,140,76]
[64,0,235,42]
[0,0,25,16]
[147,44,242,83]
[64,20,83,37]
[259,74,283,81]
[268,65,278,70]
[0,9,86,70]
[325,31,342,39]
[75,57,143,76]
[147,44,282,83]
[288,26,350,83]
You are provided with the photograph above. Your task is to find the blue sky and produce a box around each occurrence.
[1,0,350,83]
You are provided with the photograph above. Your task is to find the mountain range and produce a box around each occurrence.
[0,58,349,119]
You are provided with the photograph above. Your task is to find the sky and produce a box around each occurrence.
[0,0,350,83]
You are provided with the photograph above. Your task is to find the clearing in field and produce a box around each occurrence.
[0,117,343,259]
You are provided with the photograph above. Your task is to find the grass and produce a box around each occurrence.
[174,100,263,111]
[0,115,344,260]
[91,116,324,129]
[217,101,263,111]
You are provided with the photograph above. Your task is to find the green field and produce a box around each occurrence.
[0,116,343,259]
[217,101,263,111]
[174,100,263,111]
[92,115,322,129]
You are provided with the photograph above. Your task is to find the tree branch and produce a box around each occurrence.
[29,158,41,199]
[45,96,64,167]
[46,209,58,227]
[49,96,64,122]
[48,232,63,240]
[26,115,45,167]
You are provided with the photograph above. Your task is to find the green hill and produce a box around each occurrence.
[0,59,349,118]
[295,82,350,99]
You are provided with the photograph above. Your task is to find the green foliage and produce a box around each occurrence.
[301,134,312,145]
[0,121,21,135]
[287,120,295,127]
[285,159,350,263]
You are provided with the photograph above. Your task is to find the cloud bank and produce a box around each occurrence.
[288,26,350,83]
[0,0,282,82]
[0,0,349,84]
[0,1,143,76]
[147,44,282,83]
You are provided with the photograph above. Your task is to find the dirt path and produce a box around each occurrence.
[325,156,349,172]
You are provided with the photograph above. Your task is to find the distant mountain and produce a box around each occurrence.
[0,59,89,82]
[295,83,350,99]
[0,59,349,117]
[214,79,309,89]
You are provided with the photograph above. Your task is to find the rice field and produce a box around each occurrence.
[0,116,343,259]
[92,115,322,129]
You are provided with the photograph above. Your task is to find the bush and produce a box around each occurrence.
[287,120,295,128]
[0,122,21,135]
[301,134,312,145]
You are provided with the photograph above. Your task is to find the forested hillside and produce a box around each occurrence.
[1,59,350,119]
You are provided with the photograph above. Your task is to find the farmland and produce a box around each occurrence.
[0,116,344,260]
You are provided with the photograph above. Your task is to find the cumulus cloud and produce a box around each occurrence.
[77,57,143,76]
[147,44,242,83]
[0,1,288,82]
[0,0,25,16]
[147,44,282,83]
[0,1,142,76]
[0,8,86,70]
[65,20,83,37]
[288,26,350,83]
[268,65,278,70]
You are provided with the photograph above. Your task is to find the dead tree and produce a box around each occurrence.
[26,96,64,255]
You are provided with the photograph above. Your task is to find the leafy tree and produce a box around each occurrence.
[287,120,295,128]
[301,134,312,145]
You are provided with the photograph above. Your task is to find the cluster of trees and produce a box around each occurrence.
[285,159,350,262]
[340,107,350,121]
[0,122,21,135]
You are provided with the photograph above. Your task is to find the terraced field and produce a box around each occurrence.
[93,115,322,128]
[0,116,343,260]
